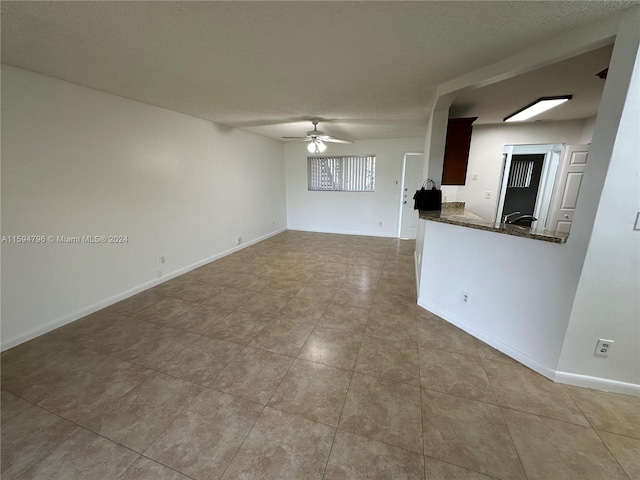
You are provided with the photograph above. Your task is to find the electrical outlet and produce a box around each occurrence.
[461,291,470,304]
[236,236,242,246]
[594,338,614,357]
[156,269,162,278]
[159,256,166,264]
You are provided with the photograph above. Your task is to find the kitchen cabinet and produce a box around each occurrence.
[442,117,477,185]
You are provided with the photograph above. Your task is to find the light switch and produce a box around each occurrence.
[485,191,491,199]
[472,173,478,181]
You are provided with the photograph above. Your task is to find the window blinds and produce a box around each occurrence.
[308,155,376,191]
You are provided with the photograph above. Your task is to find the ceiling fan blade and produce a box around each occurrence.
[283,122,353,145]
[322,137,354,144]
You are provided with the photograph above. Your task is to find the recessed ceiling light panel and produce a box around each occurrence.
[504,95,573,122]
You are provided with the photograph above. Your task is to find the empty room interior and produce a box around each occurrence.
[1,2,639,480]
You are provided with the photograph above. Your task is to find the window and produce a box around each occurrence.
[507,159,535,188]
[308,155,376,191]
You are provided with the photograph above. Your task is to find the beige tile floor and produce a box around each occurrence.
[2,231,639,479]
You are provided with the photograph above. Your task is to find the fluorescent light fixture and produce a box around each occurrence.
[504,95,572,123]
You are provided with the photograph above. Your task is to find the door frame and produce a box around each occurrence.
[496,144,562,227]
[397,152,424,238]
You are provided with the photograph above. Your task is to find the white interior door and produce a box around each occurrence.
[546,144,590,234]
[399,153,424,239]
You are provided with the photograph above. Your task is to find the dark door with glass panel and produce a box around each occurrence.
[502,154,545,227]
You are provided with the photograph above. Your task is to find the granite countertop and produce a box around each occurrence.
[419,203,568,244]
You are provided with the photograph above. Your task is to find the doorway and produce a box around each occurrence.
[398,153,424,239]
[501,153,545,226]
[497,144,562,227]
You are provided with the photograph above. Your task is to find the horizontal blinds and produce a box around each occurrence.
[308,155,375,191]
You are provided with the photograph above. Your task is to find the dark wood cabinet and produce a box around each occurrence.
[442,117,476,185]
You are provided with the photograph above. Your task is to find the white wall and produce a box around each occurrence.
[1,66,287,350]
[556,14,640,389]
[579,116,598,144]
[285,137,424,237]
[415,108,449,291]
[418,7,640,394]
[442,119,588,221]
[420,221,585,374]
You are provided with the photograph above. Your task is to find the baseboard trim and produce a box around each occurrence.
[554,371,640,396]
[287,227,397,238]
[417,298,556,380]
[1,228,287,352]
[417,298,639,396]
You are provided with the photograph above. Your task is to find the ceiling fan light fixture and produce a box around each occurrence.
[306,139,327,153]
[504,95,573,123]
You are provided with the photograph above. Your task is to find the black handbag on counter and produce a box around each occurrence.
[413,179,442,211]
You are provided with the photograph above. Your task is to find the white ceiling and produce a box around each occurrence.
[0,1,634,141]
[450,44,614,125]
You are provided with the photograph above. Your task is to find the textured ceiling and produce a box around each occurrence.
[0,1,635,141]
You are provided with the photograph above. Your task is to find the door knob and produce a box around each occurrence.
[403,201,407,204]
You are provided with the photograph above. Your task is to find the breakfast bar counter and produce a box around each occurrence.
[419,203,568,244]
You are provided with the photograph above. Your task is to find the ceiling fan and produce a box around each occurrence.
[282,120,353,153]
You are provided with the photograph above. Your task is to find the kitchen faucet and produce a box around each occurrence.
[503,211,521,223]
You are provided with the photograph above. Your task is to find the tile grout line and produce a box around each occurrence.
[588,428,634,480]
[416,311,428,472]
[562,384,634,480]
[319,339,362,479]
[125,455,197,480]
[2,406,83,478]
[478,360,617,429]
[423,453,505,480]
[35,338,272,439]
[214,403,268,480]
[21,403,150,479]
[494,407,530,480]
[480,348,531,480]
